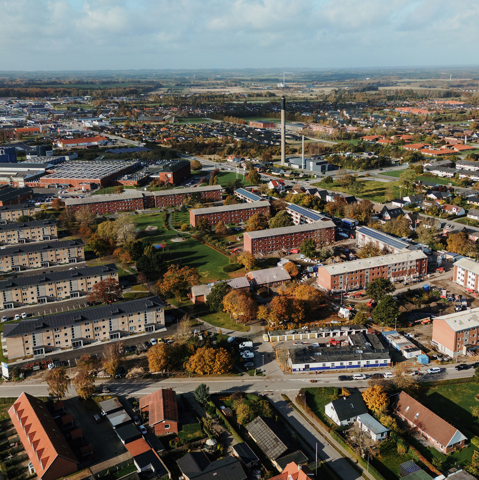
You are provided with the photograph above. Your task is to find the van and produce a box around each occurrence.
[383,372,393,379]
[239,341,253,349]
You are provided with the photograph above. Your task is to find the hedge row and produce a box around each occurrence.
[295,393,331,433]
[215,406,243,443]
[407,442,441,476]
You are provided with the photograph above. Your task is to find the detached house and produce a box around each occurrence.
[394,391,467,454]
[325,393,368,426]
[380,206,404,221]
[467,208,479,221]
[442,204,465,216]
[139,389,179,436]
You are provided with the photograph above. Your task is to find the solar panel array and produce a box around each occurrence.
[357,226,409,250]
[43,160,138,180]
[235,188,262,202]
[287,204,325,221]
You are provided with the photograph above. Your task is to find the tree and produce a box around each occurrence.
[215,221,228,236]
[175,315,192,343]
[51,198,64,211]
[349,181,365,196]
[246,169,261,184]
[72,371,96,400]
[214,348,234,374]
[88,234,112,257]
[257,305,269,322]
[371,295,399,326]
[75,206,96,226]
[283,261,299,278]
[157,264,201,302]
[207,282,231,312]
[223,195,238,205]
[87,278,122,304]
[116,223,137,244]
[17,215,34,222]
[300,238,317,258]
[399,170,417,194]
[236,403,255,425]
[269,295,293,325]
[447,231,476,256]
[393,362,418,391]
[147,343,170,372]
[46,367,70,399]
[268,210,293,229]
[362,385,389,414]
[472,406,479,419]
[323,175,333,184]
[223,290,258,323]
[190,159,202,171]
[246,213,269,232]
[196,217,210,232]
[194,383,210,404]
[113,185,124,194]
[357,244,386,259]
[186,347,217,375]
[237,251,256,270]
[97,220,117,239]
[351,311,367,325]
[384,185,395,202]
[366,278,395,302]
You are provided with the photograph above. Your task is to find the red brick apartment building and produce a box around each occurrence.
[9,393,78,480]
[190,200,270,227]
[153,160,191,185]
[65,192,155,215]
[432,307,479,357]
[244,221,335,254]
[153,185,223,207]
[316,250,428,293]
[139,389,179,436]
[249,121,276,128]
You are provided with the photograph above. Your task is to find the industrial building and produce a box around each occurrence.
[288,333,391,372]
[453,257,479,291]
[0,239,85,273]
[382,330,423,358]
[244,220,335,254]
[2,295,165,359]
[56,135,108,149]
[0,219,57,245]
[151,160,191,185]
[0,203,35,222]
[316,250,428,292]
[234,188,263,203]
[356,226,413,254]
[0,264,118,310]
[190,201,270,227]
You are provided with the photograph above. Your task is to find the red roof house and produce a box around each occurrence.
[139,389,179,436]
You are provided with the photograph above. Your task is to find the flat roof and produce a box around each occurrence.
[286,204,327,221]
[235,188,262,202]
[356,226,410,250]
[65,191,147,206]
[153,185,223,197]
[0,239,84,257]
[0,187,32,202]
[0,219,56,231]
[191,200,270,216]
[321,250,427,275]
[245,220,335,239]
[42,160,136,181]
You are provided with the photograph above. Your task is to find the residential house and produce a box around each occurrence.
[427,191,450,202]
[246,266,291,288]
[442,204,465,216]
[268,179,285,190]
[380,206,404,221]
[391,199,408,208]
[356,414,390,442]
[232,443,259,468]
[269,462,313,480]
[456,160,479,171]
[325,393,368,426]
[394,391,467,453]
[125,438,170,478]
[403,194,424,205]
[177,452,246,480]
[429,167,457,178]
[139,389,179,436]
[467,196,479,206]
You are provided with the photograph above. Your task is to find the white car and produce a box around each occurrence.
[241,351,254,359]
[14,314,20,320]
[21,312,27,319]
[1,316,7,322]
[352,374,368,380]
[150,338,157,346]
[427,367,442,374]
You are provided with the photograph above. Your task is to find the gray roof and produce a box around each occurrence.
[286,204,328,221]
[0,187,32,203]
[356,226,410,251]
[178,453,246,480]
[248,266,291,285]
[134,450,169,477]
[0,239,84,257]
[0,203,33,212]
[232,442,259,465]
[191,200,270,216]
[3,295,164,338]
[357,413,390,434]
[153,185,223,197]
[99,397,123,414]
[467,208,479,217]
[115,423,142,444]
[65,191,147,206]
[234,188,262,202]
[245,219,335,240]
[328,393,368,421]
[0,219,56,231]
[157,160,190,173]
[0,263,117,290]
[107,409,131,428]
[275,450,309,470]
[190,284,211,297]
[228,277,250,289]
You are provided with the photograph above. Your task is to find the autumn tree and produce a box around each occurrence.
[215,221,228,236]
[113,185,124,194]
[206,282,231,312]
[46,367,70,399]
[362,385,389,414]
[116,223,137,245]
[300,238,317,258]
[366,278,395,302]
[157,264,201,302]
[268,210,293,229]
[246,213,269,232]
[97,220,116,239]
[51,198,64,211]
[237,251,256,270]
[214,348,234,374]
[88,233,112,257]
[447,231,476,256]
[236,403,255,425]
[269,295,293,325]
[186,347,232,375]
[246,169,261,184]
[196,217,210,232]
[175,314,192,343]
[351,311,367,325]
[357,244,388,259]
[223,290,258,323]
[399,170,416,194]
[393,362,418,391]
[87,278,122,304]
[103,342,124,376]
[148,343,171,372]
[75,206,96,226]
[223,195,238,205]
[73,371,96,400]
[190,159,202,171]
[283,261,299,278]
[257,305,269,323]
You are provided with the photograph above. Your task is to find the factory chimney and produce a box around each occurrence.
[281,96,286,166]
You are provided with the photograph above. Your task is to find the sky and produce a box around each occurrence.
[1,0,478,71]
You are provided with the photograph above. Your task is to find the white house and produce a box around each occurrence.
[467,209,479,221]
[442,204,465,216]
[356,414,390,442]
[325,393,368,426]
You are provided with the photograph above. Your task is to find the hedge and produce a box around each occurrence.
[223,263,242,273]
[472,437,479,448]
[215,406,243,443]
[295,393,331,433]
[407,443,441,476]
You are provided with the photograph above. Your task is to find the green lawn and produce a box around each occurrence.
[303,387,340,427]
[217,171,251,187]
[383,169,408,178]
[171,210,190,229]
[456,217,479,227]
[200,310,250,332]
[374,440,418,480]
[177,422,205,441]
[313,179,401,203]
[383,169,459,186]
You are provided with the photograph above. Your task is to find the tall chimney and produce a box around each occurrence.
[302,135,305,170]
[281,96,286,166]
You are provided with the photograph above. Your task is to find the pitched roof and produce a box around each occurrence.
[394,392,467,447]
[191,200,270,216]
[245,220,335,240]
[139,389,179,426]
[247,266,291,285]
[0,187,32,203]
[0,219,56,232]
[177,453,246,480]
[8,392,78,477]
[232,442,259,465]
[269,462,311,480]
[328,393,368,421]
[0,239,84,258]
[126,438,151,457]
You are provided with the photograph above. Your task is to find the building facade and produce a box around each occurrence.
[356,226,411,254]
[317,251,428,292]
[0,264,118,310]
[244,220,335,254]
[285,204,329,225]
[0,220,57,245]
[0,239,85,273]
[0,203,35,222]
[65,192,154,215]
[190,201,270,227]
[453,257,479,291]
[153,160,191,185]
[153,185,223,207]
[234,188,263,204]
[3,295,165,359]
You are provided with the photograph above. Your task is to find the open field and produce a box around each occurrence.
[382,169,408,178]
[176,117,215,124]
[216,171,251,186]
[382,170,459,186]
[314,179,401,203]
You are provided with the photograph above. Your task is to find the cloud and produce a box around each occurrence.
[0,0,476,70]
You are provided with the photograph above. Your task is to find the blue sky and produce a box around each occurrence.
[1,0,476,71]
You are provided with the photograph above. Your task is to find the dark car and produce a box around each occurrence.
[338,375,352,381]
[455,364,472,371]
[473,362,479,369]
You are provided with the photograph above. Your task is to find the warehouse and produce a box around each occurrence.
[0,264,118,310]
[244,220,335,254]
[0,239,85,272]
[190,201,270,227]
[0,219,57,245]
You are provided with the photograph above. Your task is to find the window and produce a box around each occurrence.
[164,424,170,430]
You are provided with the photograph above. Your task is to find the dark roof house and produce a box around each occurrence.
[177,452,247,480]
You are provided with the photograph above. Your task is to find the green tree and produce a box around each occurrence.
[17,215,34,222]
[371,295,399,326]
[207,282,231,312]
[246,169,261,184]
[268,210,293,229]
[366,278,395,302]
[300,238,317,258]
[194,383,210,404]
[399,170,417,194]
[196,217,210,232]
[246,213,269,232]
[323,175,333,184]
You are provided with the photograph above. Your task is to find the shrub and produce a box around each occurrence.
[223,263,241,273]
[472,436,479,448]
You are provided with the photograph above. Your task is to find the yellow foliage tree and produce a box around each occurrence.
[362,385,389,414]
[147,344,170,372]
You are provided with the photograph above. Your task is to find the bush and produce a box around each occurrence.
[472,436,479,448]
[223,263,242,273]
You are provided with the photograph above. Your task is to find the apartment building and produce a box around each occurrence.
[356,226,412,254]
[244,221,336,254]
[65,192,154,215]
[0,239,85,273]
[190,201,270,227]
[234,188,263,203]
[152,160,191,185]
[286,204,329,225]
[153,185,223,208]
[0,220,57,245]
[3,295,165,359]
[0,186,33,206]
[0,264,118,310]
[316,250,428,292]
[432,307,479,357]
[0,204,35,222]
[453,257,479,291]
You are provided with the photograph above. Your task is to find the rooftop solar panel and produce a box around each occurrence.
[235,188,262,202]
[357,226,409,250]
[287,204,324,221]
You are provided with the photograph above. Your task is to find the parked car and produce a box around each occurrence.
[407,371,422,376]
[133,416,141,425]
[241,351,254,359]
[21,312,27,319]
[14,314,20,320]
[352,374,368,380]
[427,367,442,374]
[1,316,7,323]
[455,364,471,371]
[338,375,352,381]
[243,362,254,368]
[150,338,157,346]
[140,425,147,435]
[383,372,394,378]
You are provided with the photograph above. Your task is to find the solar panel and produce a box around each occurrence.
[287,204,324,221]
[357,226,409,250]
[236,188,262,202]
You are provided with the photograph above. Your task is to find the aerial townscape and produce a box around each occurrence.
[4,2,479,480]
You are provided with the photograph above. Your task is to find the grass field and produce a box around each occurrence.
[177,117,215,124]
[304,387,340,427]
[314,179,401,203]
[171,210,190,229]
[93,186,137,195]
[373,440,418,480]
[216,171,252,187]
[382,169,408,178]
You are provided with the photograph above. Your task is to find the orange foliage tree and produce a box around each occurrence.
[156,264,200,302]
[362,385,389,414]
[223,290,258,323]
